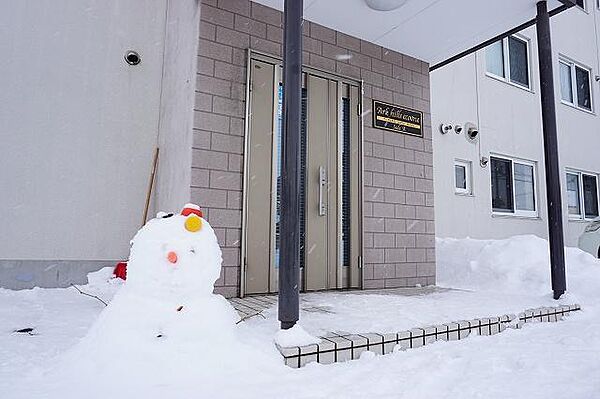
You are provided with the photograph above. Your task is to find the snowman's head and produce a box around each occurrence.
[125,204,222,297]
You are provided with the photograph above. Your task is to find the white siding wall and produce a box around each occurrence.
[0,1,169,261]
[432,4,600,246]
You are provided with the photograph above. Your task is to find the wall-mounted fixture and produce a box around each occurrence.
[124,50,141,66]
[440,123,453,134]
[480,156,489,167]
[454,124,463,134]
[464,122,479,143]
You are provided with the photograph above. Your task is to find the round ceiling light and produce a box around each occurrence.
[364,0,408,11]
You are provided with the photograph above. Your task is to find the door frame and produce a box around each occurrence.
[240,49,364,297]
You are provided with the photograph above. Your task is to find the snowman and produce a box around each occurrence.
[36,204,270,397]
[73,203,240,354]
[119,203,240,340]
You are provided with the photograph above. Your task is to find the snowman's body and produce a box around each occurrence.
[38,206,274,397]
[78,206,239,354]
[118,209,239,341]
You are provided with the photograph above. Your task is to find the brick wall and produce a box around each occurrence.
[193,0,434,297]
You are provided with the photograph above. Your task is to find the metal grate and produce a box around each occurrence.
[299,88,308,270]
[341,97,351,267]
[274,86,307,270]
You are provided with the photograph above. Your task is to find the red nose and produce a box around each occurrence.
[167,251,178,264]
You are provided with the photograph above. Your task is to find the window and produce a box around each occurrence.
[485,35,530,88]
[514,163,536,212]
[567,170,599,219]
[576,0,586,10]
[567,173,581,215]
[491,156,537,217]
[454,160,472,195]
[491,157,513,212]
[559,58,592,111]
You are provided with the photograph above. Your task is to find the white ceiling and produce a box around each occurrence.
[252,0,567,66]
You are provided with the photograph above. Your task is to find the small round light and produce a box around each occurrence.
[364,0,408,11]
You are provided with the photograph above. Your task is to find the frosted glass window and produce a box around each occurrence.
[455,165,466,190]
[454,160,472,195]
[567,173,581,215]
[514,163,535,211]
[486,41,505,77]
[509,36,529,87]
[560,62,573,103]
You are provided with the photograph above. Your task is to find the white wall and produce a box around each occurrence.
[0,1,168,260]
[154,0,200,215]
[553,7,600,245]
[432,5,600,246]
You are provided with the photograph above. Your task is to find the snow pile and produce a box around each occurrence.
[274,324,320,347]
[86,266,121,287]
[437,235,600,301]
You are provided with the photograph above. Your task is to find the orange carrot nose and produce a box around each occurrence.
[167,251,178,264]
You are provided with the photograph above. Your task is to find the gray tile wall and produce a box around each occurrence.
[194,0,434,297]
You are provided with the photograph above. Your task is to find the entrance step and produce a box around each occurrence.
[229,295,277,322]
[276,304,581,368]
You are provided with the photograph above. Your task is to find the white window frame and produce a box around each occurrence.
[485,35,532,91]
[454,159,472,195]
[566,169,600,221]
[576,0,587,11]
[490,155,539,218]
[559,57,594,113]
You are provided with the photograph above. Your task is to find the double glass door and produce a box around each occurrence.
[243,54,361,295]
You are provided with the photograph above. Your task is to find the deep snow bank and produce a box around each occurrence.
[437,235,600,301]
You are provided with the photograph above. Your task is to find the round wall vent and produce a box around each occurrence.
[124,50,141,66]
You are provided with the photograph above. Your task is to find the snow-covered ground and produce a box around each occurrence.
[2,235,600,398]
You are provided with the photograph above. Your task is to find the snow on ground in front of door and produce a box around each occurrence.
[2,235,600,398]
[246,235,597,339]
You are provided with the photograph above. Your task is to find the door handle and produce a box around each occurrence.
[319,166,327,216]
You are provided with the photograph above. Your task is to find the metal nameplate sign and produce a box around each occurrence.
[372,100,423,137]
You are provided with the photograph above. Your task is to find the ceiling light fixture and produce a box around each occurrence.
[364,0,408,11]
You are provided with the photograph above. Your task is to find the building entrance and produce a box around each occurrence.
[243,53,362,295]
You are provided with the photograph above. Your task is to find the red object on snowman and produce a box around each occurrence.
[113,204,204,280]
[181,204,203,218]
[114,262,128,280]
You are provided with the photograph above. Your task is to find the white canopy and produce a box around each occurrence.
[253,0,568,66]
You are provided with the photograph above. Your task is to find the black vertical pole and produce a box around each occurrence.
[279,0,303,329]
[536,0,566,299]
